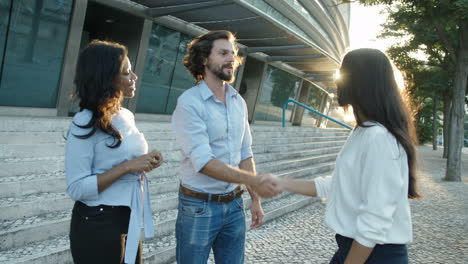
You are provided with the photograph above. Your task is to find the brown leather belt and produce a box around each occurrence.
[179,185,244,204]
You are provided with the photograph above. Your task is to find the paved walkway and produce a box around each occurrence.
[240,146,467,263]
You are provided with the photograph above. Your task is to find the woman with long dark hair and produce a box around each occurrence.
[279,48,420,264]
[66,40,163,264]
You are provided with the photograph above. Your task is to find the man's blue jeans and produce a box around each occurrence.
[176,192,246,264]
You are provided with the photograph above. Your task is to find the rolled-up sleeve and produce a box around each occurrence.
[172,98,215,172]
[240,101,253,161]
[314,174,333,199]
[355,132,404,248]
[65,124,99,201]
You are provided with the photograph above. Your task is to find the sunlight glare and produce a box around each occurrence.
[394,69,405,91]
[334,69,341,80]
[342,107,355,123]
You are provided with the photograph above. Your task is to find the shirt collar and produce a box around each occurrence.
[199,80,238,101]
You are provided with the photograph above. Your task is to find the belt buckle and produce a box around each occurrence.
[215,195,223,203]
[215,191,234,203]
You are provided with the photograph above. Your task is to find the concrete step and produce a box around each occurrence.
[0,143,343,199]
[253,146,342,164]
[0,152,335,220]
[0,132,67,144]
[0,160,180,199]
[0,162,334,250]
[0,192,179,251]
[0,115,348,134]
[0,131,177,144]
[251,135,348,145]
[0,173,324,264]
[0,128,348,145]
[0,117,347,263]
[0,139,343,178]
[257,140,344,153]
[0,144,65,159]
[0,132,346,160]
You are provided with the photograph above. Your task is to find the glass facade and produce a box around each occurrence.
[0,0,72,108]
[305,82,326,110]
[301,82,329,127]
[254,66,301,122]
[137,24,195,114]
[0,0,10,69]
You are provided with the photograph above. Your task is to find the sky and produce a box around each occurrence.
[348,3,406,90]
[336,3,404,122]
[349,3,392,51]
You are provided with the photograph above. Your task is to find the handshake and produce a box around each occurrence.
[250,173,283,198]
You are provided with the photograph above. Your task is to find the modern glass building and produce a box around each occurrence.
[0,0,350,126]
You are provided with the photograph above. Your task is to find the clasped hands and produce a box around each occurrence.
[124,149,164,174]
[250,173,283,198]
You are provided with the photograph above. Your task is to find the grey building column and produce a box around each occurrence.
[126,19,152,113]
[239,57,268,123]
[292,80,309,126]
[316,94,329,127]
[250,62,269,124]
[233,55,247,92]
[319,96,333,127]
[56,0,88,116]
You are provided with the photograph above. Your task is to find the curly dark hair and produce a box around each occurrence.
[183,30,243,82]
[72,40,127,148]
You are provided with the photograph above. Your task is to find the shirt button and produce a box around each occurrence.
[100,208,103,211]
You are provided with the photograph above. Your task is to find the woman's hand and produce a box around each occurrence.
[124,149,164,173]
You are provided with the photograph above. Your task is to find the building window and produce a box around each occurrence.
[164,34,195,114]
[137,24,195,114]
[254,66,301,122]
[0,0,11,71]
[0,0,72,108]
[302,81,328,127]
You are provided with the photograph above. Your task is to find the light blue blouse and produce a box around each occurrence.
[171,81,253,194]
[65,108,154,264]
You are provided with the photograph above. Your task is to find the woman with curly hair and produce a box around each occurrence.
[66,40,163,264]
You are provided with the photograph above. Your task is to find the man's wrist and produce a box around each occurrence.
[240,172,259,187]
[251,195,261,204]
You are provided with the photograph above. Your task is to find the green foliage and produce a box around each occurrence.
[413,97,443,144]
[350,0,468,143]
[269,67,300,107]
[465,114,468,147]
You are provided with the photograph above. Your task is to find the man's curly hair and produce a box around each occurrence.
[183,30,243,83]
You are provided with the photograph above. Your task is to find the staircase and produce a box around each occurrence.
[0,115,349,264]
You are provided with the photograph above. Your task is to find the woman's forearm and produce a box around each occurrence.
[280,179,317,197]
[344,240,374,264]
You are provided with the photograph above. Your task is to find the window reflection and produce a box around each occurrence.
[0,0,10,69]
[255,66,301,122]
[137,24,195,114]
[0,0,72,107]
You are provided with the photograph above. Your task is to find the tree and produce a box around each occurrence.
[341,0,468,181]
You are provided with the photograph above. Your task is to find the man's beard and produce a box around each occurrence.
[208,62,235,83]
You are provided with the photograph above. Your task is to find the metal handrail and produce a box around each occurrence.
[282,99,353,130]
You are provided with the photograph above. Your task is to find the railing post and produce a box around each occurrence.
[282,100,288,127]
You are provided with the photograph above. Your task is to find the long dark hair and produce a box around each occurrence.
[337,48,420,199]
[72,40,127,148]
[183,30,243,82]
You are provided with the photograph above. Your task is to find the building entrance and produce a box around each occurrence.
[70,1,145,112]
[81,2,143,63]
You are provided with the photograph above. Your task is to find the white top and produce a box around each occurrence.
[315,122,412,247]
[65,108,154,264]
